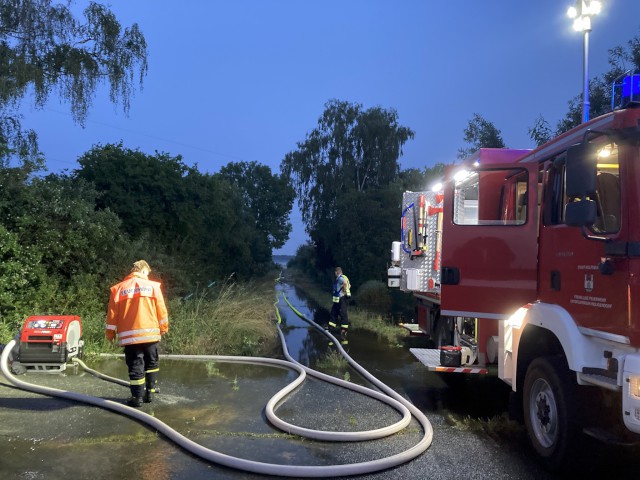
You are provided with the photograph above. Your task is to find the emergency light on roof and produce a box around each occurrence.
[612,72,640,110]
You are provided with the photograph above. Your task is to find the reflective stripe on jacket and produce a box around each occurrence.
[332,274,351,303]
[106,272,169,346]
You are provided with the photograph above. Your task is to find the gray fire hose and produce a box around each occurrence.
[0,292,433,477]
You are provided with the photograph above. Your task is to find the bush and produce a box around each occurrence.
[354,280,392,314]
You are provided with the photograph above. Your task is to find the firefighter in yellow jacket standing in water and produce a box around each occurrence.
[106,260,169,408]
[329,267,351,336]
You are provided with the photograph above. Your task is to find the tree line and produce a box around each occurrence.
[0,146,293,327]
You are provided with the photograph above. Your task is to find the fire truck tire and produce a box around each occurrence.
[434,318,453,347]
[523,355,578,470]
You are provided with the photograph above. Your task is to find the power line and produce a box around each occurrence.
[43,107,252,164]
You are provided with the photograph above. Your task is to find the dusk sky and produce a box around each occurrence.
[19,0,640,254]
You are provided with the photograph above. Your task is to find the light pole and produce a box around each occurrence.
[567,0,602,123]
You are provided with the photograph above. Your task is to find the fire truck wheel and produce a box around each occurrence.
[434,318,453,348]
[523,356,578,470]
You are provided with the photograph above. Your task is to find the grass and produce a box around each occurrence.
[446,412,525,441]
[59,273,281,359]
[161,276,279,356]
[353,312,408,347]
[205,361,222,377]
[316,349,348,371]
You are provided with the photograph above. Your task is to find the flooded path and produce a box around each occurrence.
[1,278,638,479]
[277,281,511,420]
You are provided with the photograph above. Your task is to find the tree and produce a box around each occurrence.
[219,161,294,250]
[528,115,553,147]
[75,143,191,241]
[0,224,46,322]
[74,144,278,290]
[457,113,505,159]
[399,164,446,192]
[281,99,414,285]
[0,164,128,324]
[179,170,265,282]
[0,0,148,164]
[282,99,414,234]
[14,173,124,283]
[332,186,402,284]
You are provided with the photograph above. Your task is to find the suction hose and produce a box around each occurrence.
[0,293,433,477]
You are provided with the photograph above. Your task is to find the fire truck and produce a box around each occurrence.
[388,72,640,468]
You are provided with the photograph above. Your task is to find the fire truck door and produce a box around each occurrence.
[538,151,628,335]
[440,163,539,319]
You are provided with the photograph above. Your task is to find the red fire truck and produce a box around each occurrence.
[388,72,640,467]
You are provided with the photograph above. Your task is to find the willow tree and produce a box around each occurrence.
[0,0,148,165]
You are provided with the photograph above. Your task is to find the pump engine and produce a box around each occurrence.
[15,315,83,372]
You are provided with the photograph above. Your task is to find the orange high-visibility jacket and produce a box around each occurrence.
[106,272,169,346]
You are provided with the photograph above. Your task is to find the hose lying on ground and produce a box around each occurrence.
[0,289,433,477]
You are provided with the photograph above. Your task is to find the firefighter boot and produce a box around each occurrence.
[144,370,159,403]
[127,396,143,408]
[127,381,145,408]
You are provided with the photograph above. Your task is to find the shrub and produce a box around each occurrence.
[354,280,392,314]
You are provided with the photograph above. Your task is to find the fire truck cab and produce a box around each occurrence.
[389,72,640,468]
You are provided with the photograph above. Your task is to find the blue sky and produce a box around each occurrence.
[19,0,640,254]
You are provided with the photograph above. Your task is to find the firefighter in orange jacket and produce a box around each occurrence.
[106,260,169,407]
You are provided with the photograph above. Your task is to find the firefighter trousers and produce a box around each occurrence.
[329,296,350,332]
[124,342,159,399]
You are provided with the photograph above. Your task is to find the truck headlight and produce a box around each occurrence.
[630,375,640,399]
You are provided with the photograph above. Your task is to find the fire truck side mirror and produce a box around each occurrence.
[565,142,598,228]
[565,199,597,227]
[565,142,597,198]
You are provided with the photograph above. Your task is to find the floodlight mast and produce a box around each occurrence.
[567,0,602,123]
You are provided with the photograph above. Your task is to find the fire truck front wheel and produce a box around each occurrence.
[523,355,578,471]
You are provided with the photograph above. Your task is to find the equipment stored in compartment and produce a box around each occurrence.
[440,346,462,367]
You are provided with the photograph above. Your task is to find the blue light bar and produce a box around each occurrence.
[612,71,640,110]
[622,75,640,101]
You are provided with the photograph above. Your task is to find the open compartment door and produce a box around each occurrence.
[440,162,539,319]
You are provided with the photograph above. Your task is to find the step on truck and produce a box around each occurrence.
[388,71,640,468]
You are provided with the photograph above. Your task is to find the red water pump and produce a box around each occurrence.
[17,315,83,372]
